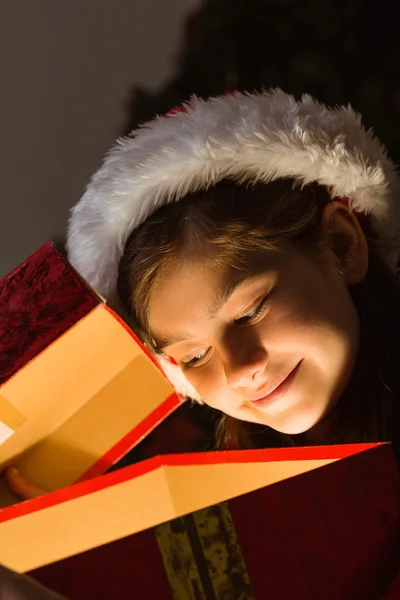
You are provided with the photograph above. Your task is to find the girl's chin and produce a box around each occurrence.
[261,410,331,439]
[276,411,337,443]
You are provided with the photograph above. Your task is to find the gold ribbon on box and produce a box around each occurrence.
[155,502,254,599]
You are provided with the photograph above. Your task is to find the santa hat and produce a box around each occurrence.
[66,89,400,400]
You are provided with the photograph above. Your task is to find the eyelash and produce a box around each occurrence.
[233,294,270,325]
[181,294,270,370]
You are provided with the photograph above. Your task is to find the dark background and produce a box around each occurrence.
[125,0,400,164]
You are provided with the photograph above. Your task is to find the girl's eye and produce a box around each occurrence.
[234,295,270,326]
[180,295,270,370]
[181,348,210,370]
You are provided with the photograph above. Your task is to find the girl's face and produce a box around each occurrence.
[148,204,367,437]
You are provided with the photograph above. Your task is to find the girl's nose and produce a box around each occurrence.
[222,344,268,389]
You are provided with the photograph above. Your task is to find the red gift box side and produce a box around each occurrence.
[230,444,400,600]
[30,528,174,600]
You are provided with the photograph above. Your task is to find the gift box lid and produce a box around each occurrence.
[0,243,183,493]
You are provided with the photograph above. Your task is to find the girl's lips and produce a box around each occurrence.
[250,361,302,407]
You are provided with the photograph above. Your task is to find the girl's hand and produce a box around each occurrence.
[4,468,46,501]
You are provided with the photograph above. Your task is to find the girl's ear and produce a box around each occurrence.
[320,201,369,285]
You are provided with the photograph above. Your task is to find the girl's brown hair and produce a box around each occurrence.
[117,178,400,452]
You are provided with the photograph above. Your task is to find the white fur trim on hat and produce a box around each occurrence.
[66,89,400,400]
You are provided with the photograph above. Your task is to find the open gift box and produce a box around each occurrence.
[2,443,400,600]
[1,244,400,599]
[0,242,183,500]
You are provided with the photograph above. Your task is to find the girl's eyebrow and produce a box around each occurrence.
[205,273,260,319]
[154,274,260,352]
[154,329,194,353]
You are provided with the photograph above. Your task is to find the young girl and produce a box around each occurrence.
[5,89,400,501]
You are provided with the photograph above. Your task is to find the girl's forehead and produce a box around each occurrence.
[148,251,290,329]
[155,253,275,296]
[170,247,287,280]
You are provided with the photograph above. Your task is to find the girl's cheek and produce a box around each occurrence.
[189,369,223,410]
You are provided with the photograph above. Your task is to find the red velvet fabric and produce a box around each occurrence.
[0,243,98,386]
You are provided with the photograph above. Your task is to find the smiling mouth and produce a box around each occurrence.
[249,361,302,405]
